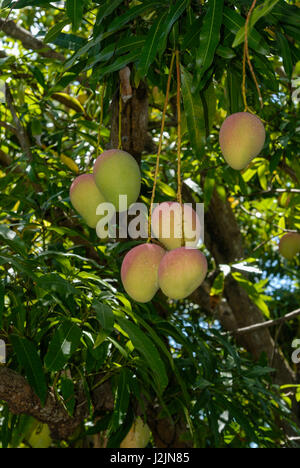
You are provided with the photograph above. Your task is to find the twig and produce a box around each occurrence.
[5,86,33,160]
[224,308,300,336]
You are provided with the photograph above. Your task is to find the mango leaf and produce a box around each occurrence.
[96,0,124,26]
[111,368,130,431]
[44,321,82,371]
[137,12,169,78]
[116,317,168,392]
[107,0,166,33]
[223,7,269,55]
[95,50,141,80]
[93,300,114,333]
[51,92,85,114]
[11,335,47,405]
[8,0,50,7]
[44,19,70,44]
[194,0,224,90]
[276,32,293,77]
[181,67,213,155]
[60,377,75,416]
[232,0,280,48]
[226,67,244,114]
[157,0,189,56]
[66,0,86,32]
[0,225,26,256]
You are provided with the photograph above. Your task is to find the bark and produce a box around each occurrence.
[0,368,86,439]
[110,80,149,163]
[0,19,65,62]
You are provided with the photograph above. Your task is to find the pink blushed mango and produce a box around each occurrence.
[70,174,107,228]
[158,247,207,300]
[219,112,265,170]
[121,244,166,303]
[279,233,300,260]
[93,149,141,211]
[151,202,201,251]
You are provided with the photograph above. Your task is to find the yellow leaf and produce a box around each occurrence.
[60,154,79,173]
[51,92,85,115]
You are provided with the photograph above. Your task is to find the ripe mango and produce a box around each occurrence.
[151,202,201,250]
[121,243,165,303]
[219,112,265,170]
[158,247,207,300]
[93,149,141,212]
[70,174,107,228]
[279,233,300,260]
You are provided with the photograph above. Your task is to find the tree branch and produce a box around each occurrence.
[0,19,65,62]
[5,86,33,160]
[0,367,86,440]
[225,308,300,336]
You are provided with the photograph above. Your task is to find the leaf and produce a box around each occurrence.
[232,0,280,48]
[44,19,70,44]
[157,0,189,56]
[93,300,114,333]
[194,0,224,89]
[223,7,269,55]
[116,317,168,392]
[60,377,75,416]
[111,368,130,430]
[226,67,243,114]
[107,0,166,34]
[37,273,78,297]
[44,321,82,372]
[11,335,47,405]
[96,0,124,26]
[0,225,26,256]
[60,154,79,173]
[181,67,206,155]
[51,92,85,114]
[8,0,50,7]
[66,0,86,32]
[94,50,141,81]
[137,12,169,78]
[276,32,293,77]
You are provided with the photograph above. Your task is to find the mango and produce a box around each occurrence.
[279,233,300,260]
[219,112,265,170]
[151,202,201,250]
[70,174,107,228]
[120,417,151,448]
[158,247,207,300]
[121,243,166,303]
[93,149,141,211]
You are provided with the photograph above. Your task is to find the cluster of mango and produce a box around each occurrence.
[69,148,207,303]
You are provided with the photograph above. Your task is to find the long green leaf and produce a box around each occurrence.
[66,0,85,31]
[11,335,47,405]
[194,0,224,89]
[107,0,166,33]
[181,67,206,155]
[44,19,70,44]
[157,0,189,56]
[93,300,114,333]
[44,321,82,372]
[223,7,269,55]
[96,0,124,26]
[137,12,169,78]
[276,32,293,77]
[232,0,280,48]
[116,317,168,392]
